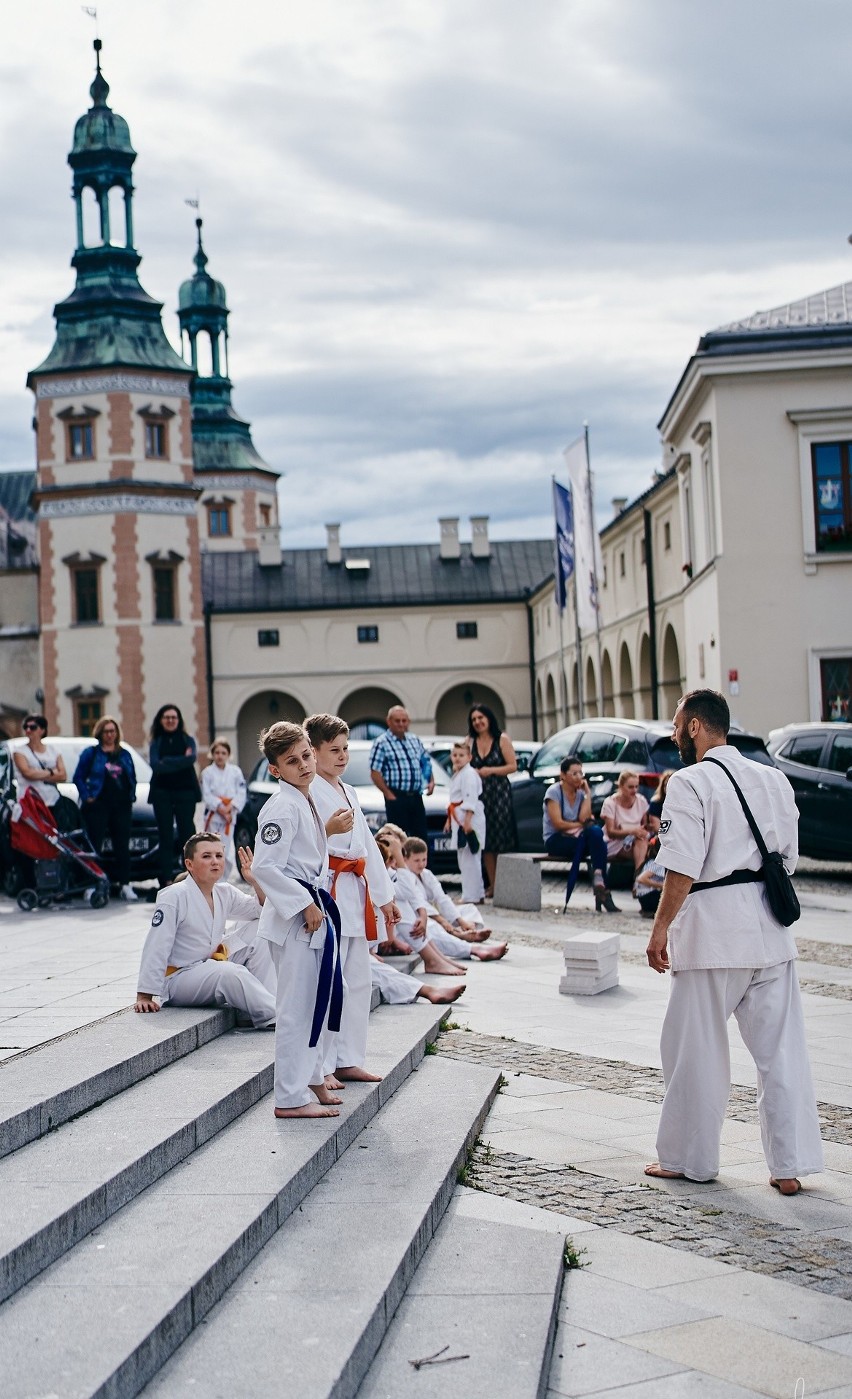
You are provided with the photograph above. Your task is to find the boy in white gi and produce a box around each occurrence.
[201,738,247,878]
[250,721,344,1120]
[399,837,508,962]
[375,833,470,978]
[305,712,397,1088]
[645,689,824,1196]
[445,740,487,904]
[135,835,275,1025]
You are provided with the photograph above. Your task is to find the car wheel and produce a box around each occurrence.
[17,889,38,912]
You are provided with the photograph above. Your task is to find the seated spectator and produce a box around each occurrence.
[542,758,616,912]
[634,852,666,917]
[601,771,650,875]
[13,714,79,833]
[646,770,674,836]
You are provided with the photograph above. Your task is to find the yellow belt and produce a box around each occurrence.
[166,942,229,977]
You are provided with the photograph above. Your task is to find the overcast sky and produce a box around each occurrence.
[2,0,851,545]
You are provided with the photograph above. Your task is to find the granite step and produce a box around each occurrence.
[141,1054,501,1399]
[357,1199,565,1399]
[0,1000,448,1399]
[0,1004,233,1159]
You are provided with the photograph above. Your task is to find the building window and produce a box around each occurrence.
[640,537,646,565]
[357,625,379,643]
[812,443,852,552]
[68,422,94,460]
[208,505,231,537]
[259,503,272,527]
[258,629,279,647]
[74,699,102,737]
[72,566,100,624]
[664,520,671,551]
[821,656,851,721]
[456,621,478,639]
[152,565,177,622]
[144,421,168,459]
[619,552,625,577]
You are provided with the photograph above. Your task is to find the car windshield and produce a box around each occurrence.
[252,749,449,789]
[533,733,577,771]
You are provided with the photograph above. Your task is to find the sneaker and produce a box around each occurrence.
[120,884,139,902]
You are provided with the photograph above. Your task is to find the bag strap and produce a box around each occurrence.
[702,756,770,861]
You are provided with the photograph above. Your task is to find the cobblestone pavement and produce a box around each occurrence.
[463,1143,852,1299]
[436,1029,852,1146]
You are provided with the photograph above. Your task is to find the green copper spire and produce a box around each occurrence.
[178,220,273,474]
[28,41,187,381]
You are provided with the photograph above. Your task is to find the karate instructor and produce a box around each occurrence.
[645,689,823,1196]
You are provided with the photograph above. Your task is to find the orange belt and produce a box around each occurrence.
[204,797,233,837]
[447,800,462,826]
[166,942,229,977]
[328,855,378,941]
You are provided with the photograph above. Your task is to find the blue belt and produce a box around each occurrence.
[297,880,344,1047]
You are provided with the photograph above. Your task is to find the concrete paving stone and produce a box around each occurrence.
[682,1182,852,1233]
[474,1127,627,1166]
[501,1073,594,1098]
[625,1316,852,1399]
[817,1332,852,1356]
[547,1320,686,1396]
[560,1269,716,1339]
[581,1229,734,1288]
[405,1211,564,1299]
[453,1185,600,1237]
[546,1374,778,1398]
[658,1268,852,1343]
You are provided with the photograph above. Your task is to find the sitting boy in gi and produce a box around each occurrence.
[399,837,508,962]
[136,835,275,1026]
[375,833,470,978]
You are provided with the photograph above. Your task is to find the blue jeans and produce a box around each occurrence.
[544,825,607,875]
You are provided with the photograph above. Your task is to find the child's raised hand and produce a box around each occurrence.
[326,807,355,836]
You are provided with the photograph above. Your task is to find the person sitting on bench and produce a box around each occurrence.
[543,758,617,912]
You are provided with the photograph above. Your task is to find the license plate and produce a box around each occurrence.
[129,837,149,852]
[432,836,452,851]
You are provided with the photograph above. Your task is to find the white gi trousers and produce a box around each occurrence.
[166,941,276,1028]
[407,921,472,960]
[323,936,372,1073]
[370,957,421,1005]
[458,846,485,903]
[269,936,328,1108]
[656,959,824,1181]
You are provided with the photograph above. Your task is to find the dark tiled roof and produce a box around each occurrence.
[0,471,37,523]
[698,280,852,357]
[203,539,554,613]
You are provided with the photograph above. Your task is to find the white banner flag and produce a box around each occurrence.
[563,436,603,634]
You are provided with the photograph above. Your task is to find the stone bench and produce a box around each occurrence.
[492,852,567,911]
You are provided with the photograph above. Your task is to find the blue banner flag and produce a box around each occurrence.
[553,479,575,612]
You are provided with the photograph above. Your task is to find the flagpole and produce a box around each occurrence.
[572,555,584,720]
[584,422,605,714]
[551,475,567,728]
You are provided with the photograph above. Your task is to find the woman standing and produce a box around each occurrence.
[600,771,650,874]
[468,703,518,896]
[148,703,201,888]
[13,714,77,832]
[201,738,247,878]
[73,716,137,901]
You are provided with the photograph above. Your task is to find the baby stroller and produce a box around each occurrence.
[6,788,111,912]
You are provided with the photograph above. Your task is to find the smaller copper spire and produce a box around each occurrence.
[90,38,110,108]
[194,218,209,274]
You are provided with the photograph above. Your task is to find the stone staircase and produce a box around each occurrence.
[0,999,565,1398]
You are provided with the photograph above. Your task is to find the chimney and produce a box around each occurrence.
[470,514,490,559]
[439,517,460,561]
[258,526,282,567]
[325,522,342,566]
[611,497,628,518]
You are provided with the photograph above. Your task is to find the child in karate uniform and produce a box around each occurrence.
[249,721,343,1120]
[135,835,275,1025]
[305,712,397,1088]
[201,738,247,879]
[374,833,470,978]
[400,837,508,962]
[445,739,487,904]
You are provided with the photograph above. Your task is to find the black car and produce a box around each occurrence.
[510,718,776,853]
[767,723,852,861]
[235,740,458,873]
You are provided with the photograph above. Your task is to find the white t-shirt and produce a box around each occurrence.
[16,745,61,807]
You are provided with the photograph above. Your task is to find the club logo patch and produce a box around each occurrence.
[659,819,671,835]
[260,822,282,845]
[151,909,165,927]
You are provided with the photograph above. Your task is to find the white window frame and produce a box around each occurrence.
[807,644,852,721]
[787,407,852,573]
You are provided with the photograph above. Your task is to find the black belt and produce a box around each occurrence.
[692,869,764,892]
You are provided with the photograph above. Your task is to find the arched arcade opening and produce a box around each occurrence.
[236,690,306,774]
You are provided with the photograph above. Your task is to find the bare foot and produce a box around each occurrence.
[471,942,508,961]
[324,1074,345,1091]
[466,928,490,943]
[419,984,466,1003]
[644,1163,686,1179]
[336,1066,383,1082]
[770,1176,802,1195]
[310,1083,343,1105]
[274,1103,340,1118]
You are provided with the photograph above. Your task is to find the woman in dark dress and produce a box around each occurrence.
[468,704,518,896]
[148,703,201,887]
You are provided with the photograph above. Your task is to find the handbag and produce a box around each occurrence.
[703,757,800,927]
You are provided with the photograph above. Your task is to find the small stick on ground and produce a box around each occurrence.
[409,1345,471,1370]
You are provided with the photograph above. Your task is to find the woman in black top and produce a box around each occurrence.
[148,703,201,887]
[468,703,518,896]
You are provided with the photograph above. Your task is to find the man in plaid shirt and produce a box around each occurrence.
[369,706,434,841]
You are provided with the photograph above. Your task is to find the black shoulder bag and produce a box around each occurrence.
[702,757,800,927]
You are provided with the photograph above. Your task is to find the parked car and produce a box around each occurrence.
[424,735,541,776]
[767,722,852,861]
[509,718,777,853]
[235,739,459,873]
[0,735,165,889]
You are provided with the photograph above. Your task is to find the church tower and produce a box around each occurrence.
[178,220,281,560]
[27,42,207,748]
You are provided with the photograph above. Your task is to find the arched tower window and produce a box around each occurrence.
[107,185,127,246]
[80,186,100,248]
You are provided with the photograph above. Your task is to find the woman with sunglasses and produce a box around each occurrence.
[13,715,78,832]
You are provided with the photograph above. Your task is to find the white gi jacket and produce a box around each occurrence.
[251,781,330,950]
[409,865,460,924]
[201,762,247,833]
[137,877,261,999]
[447,765,485,850]
[658,745,799,972]
[310,775,393,939]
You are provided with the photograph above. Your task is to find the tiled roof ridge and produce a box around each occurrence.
[710,280,852,335]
